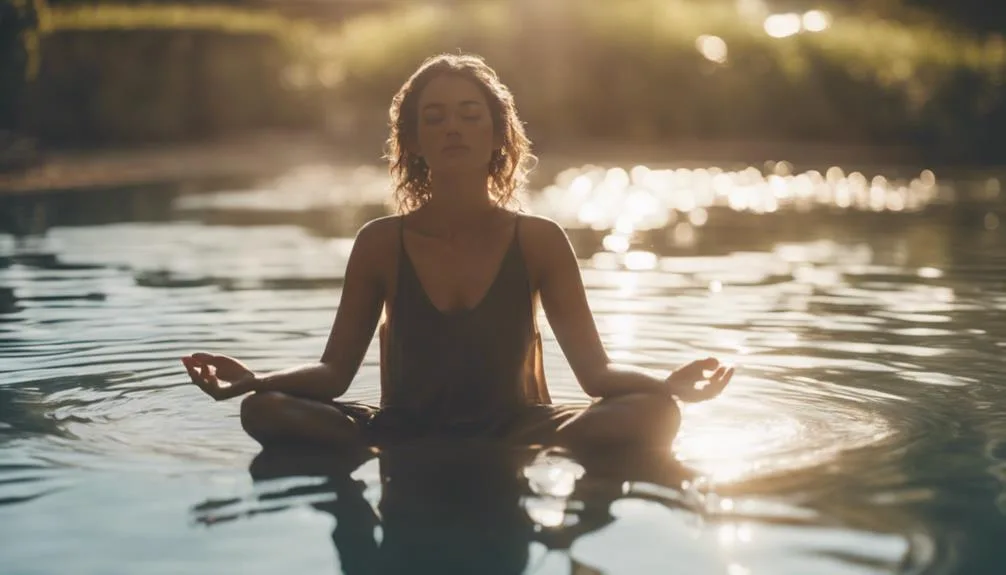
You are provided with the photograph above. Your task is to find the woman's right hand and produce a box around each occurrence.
[181,352,257,401]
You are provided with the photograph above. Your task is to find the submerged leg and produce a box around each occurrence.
[556,393,681,450]
[240,391,364,448]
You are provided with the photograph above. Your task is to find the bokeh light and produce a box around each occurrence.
[763,13,802,38]
[533,162,942,247]
[802,10,832,32]
[696,35,729,64]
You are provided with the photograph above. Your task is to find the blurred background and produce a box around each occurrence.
[2,0,1006,176]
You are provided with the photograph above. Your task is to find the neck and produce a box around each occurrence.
[425,171,494,222]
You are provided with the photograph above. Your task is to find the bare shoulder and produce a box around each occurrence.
[517,213,576,289]
[517,213,569,249]
[353,215,401,254]
[346,215,401,291]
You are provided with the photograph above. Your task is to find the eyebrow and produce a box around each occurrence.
[421,100,485,112]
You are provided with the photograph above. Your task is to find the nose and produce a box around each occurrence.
[445,112,462,133]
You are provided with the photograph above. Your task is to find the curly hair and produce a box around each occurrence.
[385,53,535,214]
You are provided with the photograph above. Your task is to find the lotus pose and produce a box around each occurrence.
[182,53,734,450]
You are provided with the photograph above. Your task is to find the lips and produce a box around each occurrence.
[443,144,469,152]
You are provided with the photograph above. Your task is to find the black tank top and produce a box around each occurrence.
[377,214,551,431]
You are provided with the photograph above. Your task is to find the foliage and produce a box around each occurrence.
[9,0,1006,161]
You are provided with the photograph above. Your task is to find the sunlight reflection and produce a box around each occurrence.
[606,314,638,349]
[522,450,585,530]
[676,395,895,486]
[525,498,569,528]
[728,563,752,575]
[623,250,658,271]
[523,450,585,498]
[611,270,640,296]
[719,524,740,547]
[533,163,941,234]
[601,233,630,254]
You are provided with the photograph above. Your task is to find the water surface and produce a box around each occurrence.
[1,161,1005,574]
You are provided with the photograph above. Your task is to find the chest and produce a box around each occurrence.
[404,234,516,314]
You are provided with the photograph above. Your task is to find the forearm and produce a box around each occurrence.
[583,363,669,399]
[243,362,347,401]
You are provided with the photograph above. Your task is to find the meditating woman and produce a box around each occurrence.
[181,53,734,450]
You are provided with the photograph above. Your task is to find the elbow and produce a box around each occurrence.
[579,369,609,398]
[581,382,604,398]
[322,361,353,400]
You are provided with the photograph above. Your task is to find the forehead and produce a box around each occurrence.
[417,73,488,108]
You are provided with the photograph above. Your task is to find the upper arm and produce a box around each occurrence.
[319,218,392,391]
[530,217,610,395]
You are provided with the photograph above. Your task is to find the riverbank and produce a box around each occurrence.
[2,132,975,199]
[0,132,340,196]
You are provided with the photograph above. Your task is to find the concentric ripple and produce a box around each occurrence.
[2,163,1006,574]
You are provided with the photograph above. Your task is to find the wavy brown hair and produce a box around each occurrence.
[385,53,535,213]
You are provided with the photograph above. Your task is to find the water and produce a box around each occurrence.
[1,160,1005,574]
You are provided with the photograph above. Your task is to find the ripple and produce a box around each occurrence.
[674,377,898,486]
[5,169,1006,574]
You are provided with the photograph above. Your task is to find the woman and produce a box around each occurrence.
[181,53,734,450]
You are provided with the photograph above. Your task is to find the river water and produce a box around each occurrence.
[1,160,1004,574]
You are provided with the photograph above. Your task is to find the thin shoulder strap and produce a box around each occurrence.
[399,214,406,249]
[513,212,521,247]
[396,214,408,277]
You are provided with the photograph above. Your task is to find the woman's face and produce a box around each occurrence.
[413,73,498,178]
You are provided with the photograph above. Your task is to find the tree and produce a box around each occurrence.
[0,0,39,134]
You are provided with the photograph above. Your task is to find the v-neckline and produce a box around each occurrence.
[400,220,518,317]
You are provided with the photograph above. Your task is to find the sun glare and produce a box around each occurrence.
[674,410,803,483]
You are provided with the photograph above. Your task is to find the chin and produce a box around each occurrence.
[431,158,491,175]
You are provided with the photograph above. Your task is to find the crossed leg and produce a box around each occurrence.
[240,391,363,447]
[239,391,681,451]
[554,392,681,450]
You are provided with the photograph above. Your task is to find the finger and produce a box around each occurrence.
[191,352,220,364]
[688,357,719,375]
[721,367,735,387]
[706,366,735,397]
[186,364,214,394]
[181,358,201,381]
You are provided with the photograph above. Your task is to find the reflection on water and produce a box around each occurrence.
[1,159,1005,574]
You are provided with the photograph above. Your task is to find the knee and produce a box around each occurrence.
[240,391,289,434]
[564,393,681,449]
[612,393,681,442]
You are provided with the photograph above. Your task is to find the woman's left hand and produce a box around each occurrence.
[666,357,735,402]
